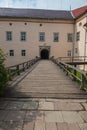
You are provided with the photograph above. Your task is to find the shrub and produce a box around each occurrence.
[0,49,8,96]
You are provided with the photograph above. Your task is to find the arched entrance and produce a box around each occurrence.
[40,49,49,59]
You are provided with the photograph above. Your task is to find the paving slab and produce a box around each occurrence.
[62,111,84,123]
[22,101,39,110]
[39,101,54,110]
[45,111,63,122]
[4,111,26,121]
[0,98,87,129]
[25,111,43,122]
[23,122,34,130]
[6,101,24,110]
[57,123,69,130]
[79,111,87,122]
[0,101,9,109]
[36,111,44,121]
[82,103,87,110]
[0,110,8,121]
[79,123,87,130]
[46,122,57,130]
[0,121,23,130]
[68,123,80,130]
[54,102,83,111]
[34,120,45,130]
[46,99,87,103]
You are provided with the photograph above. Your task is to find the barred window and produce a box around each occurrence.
[67,50,72,57]
[21,32,26,41]
[76,32,80,41]
[9,50,14,56]
[75,48,78,53]
[67,33,73,42]
[39,32,45,41]
[6,31,12,41]
[54,33,59,42]
[21,50,26,56]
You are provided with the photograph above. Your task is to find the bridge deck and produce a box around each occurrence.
[9,60,87,98]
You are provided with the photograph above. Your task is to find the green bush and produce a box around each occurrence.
[0,49,8,96]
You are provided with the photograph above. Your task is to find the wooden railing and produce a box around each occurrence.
[7,57,40,78]
[58,56,87,63]
[51,57,87,90]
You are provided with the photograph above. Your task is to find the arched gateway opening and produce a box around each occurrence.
[40,49,49,59]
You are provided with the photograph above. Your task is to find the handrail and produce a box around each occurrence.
[51,57,87,90]
[7,57,40,78]
[57,56,87,62]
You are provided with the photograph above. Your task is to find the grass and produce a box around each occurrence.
[68,67,87,89]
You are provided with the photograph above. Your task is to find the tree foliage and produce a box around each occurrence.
[0,49,8,96]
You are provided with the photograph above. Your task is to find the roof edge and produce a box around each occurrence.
[75,9,87,19]
[0,16,74,21]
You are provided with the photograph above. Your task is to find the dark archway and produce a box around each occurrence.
[40,49,49,59]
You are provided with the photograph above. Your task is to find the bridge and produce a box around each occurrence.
[6,59,87,98]
[0,58,87,129]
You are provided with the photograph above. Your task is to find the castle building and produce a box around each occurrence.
[0,6,87,67]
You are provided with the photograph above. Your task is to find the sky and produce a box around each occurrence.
[0,0,87,10]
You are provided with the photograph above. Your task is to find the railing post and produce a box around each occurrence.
[34,59,36,64]
[31,60,33,65]
[66,66,68,76]
[8,68,12,80]
[59,62,62,69]
[63,65,65,71]
[73,65,77,81]
[23,63,25,71]
[27,62,29,69]
[72,56,73,62]
[17,65,20,75]
[29,61,31,67]
[81,74,86,90]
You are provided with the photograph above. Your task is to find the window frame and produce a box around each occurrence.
[39,32,45,42]
[53,32,59,42]
[75,48,78,53]
[67,50,72,57]
[20,32,26,41]
[6,31,12,41]
[21,50,26,56]
[76,32,80,41]
[9,50,14,56]
[67,33,73,42]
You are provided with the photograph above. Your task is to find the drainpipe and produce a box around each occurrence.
[71,10,75,62]
[72,22,76,62]
[83,15,87,70]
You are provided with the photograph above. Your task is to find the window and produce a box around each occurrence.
[75,48,78,53]
[67,33,73,42]
[67,50,71,57]
[21,32,26,41]
[76,32,80,41]
[6,31,12,41]
[21,50,26,56]
[54,33,59,42]
[39,32,45,41]
[9,50,14,56]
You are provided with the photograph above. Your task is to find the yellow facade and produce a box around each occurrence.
[0,10,87,67]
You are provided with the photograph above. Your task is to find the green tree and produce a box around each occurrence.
[0,49,8,96]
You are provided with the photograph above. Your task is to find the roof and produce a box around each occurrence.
[0,8,73,20]
[72,5,87,18]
